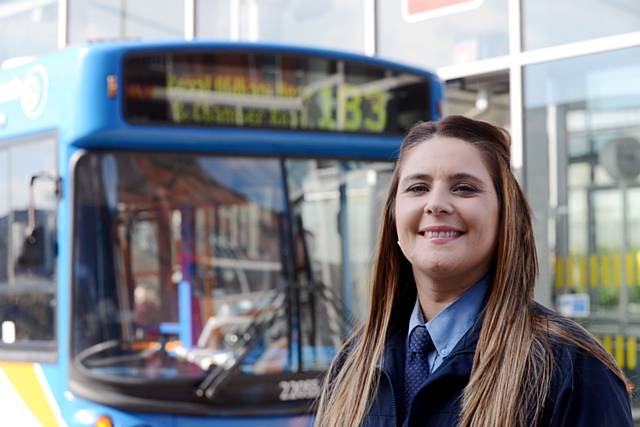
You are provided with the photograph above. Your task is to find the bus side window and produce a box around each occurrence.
[0,137,57,350]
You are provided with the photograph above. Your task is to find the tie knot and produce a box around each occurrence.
[408,325,432,354]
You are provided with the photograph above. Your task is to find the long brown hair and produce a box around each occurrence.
[314,115,629,427]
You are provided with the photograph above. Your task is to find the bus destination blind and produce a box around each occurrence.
[123,51,431,135]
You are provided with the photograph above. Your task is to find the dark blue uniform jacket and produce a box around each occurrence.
[339,306,633,427]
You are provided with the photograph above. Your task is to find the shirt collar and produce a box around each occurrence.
[407,275,490,358]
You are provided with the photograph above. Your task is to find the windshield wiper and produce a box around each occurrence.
[195,281,354,401]
[195,290,287,400]
[75,339,165,369]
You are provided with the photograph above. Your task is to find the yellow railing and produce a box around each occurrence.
[597,335,638,370]
[555,251,640,290]
[555,252,640,372]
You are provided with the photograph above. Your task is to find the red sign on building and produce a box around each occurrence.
[402,0,483,23]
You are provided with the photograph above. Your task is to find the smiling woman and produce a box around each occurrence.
[395,136,499,319]
[314,115,633,427]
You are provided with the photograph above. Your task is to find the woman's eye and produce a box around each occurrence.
[408,184,429,193]
[452,184,477,194]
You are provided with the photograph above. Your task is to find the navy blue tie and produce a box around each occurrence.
[404,325,433,413]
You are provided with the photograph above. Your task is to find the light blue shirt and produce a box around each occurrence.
[406,275,490,373]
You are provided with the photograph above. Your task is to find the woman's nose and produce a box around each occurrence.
[423,190,451,215]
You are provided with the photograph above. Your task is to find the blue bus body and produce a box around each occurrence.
[0,41,443,426]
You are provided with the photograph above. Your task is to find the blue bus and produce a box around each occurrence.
[0,41,443,426]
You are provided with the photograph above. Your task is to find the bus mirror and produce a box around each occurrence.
[24,172,61,238]
[16,225,46,270]
[14,172,60,274]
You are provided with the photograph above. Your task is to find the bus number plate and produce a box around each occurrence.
[278,379,322,401]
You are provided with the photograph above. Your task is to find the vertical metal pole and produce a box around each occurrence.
[247,0,259,42]
[57,0,68,49]
[185,0,196,40]
[179,208,196,348]
[279,161,303,372]
[230,0,240,41]
[620,182,629,330]
[526,103,555,308]
[508,0,523,179]
[338,164,352,314]
[364,0,376,56]
[179,280,193,349]
[554,107,569,301]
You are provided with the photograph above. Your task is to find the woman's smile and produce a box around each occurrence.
[419,225,465,244]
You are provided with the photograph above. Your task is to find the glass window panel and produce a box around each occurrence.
[377,0,508,68]
[256,0,365,52]
[69,0,184,43]
[593,164,615,187]
[0,136,56,347]
[196,0,231,39]
[73,152,293,380]
[567,186,587,254]
[593,190,624,252]
[0,0,58,63]
[523,0,640,50]
[524,47,640,404]
[0,292,54,343]
[286,159,392,371]
[628,188,640,249]
[197,0,366,53]
[9,138,57,283]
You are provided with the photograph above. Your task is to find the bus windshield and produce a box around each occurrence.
[71,151,391,402]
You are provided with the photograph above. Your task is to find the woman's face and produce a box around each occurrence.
[394,136,499,285]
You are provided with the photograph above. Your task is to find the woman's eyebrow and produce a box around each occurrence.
[400,173,431,186]
[400,172,484,186]
[450,172,484,184]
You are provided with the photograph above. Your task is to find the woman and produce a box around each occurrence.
[315,115,632,427]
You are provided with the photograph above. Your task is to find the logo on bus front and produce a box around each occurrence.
[402,0,484,23]
[20,64,49,119]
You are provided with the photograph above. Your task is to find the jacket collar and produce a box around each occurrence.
[378,300,486,373]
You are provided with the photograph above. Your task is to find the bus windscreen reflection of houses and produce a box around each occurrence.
[74,152,293,375]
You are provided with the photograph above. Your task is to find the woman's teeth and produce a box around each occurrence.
[425,231,460,238]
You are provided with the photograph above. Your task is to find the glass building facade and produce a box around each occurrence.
[1,0,640,413]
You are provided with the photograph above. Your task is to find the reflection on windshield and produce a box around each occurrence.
[72,152,392,390]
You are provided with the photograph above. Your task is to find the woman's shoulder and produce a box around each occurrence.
[549,333,620,389]
[534,304,633,426]
[534,303,618,379]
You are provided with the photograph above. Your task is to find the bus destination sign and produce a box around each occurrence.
[123,51,430,135]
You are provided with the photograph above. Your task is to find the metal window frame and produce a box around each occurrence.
[185,0,196,40]
[58,0,68,49]
[365,0,376,56]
